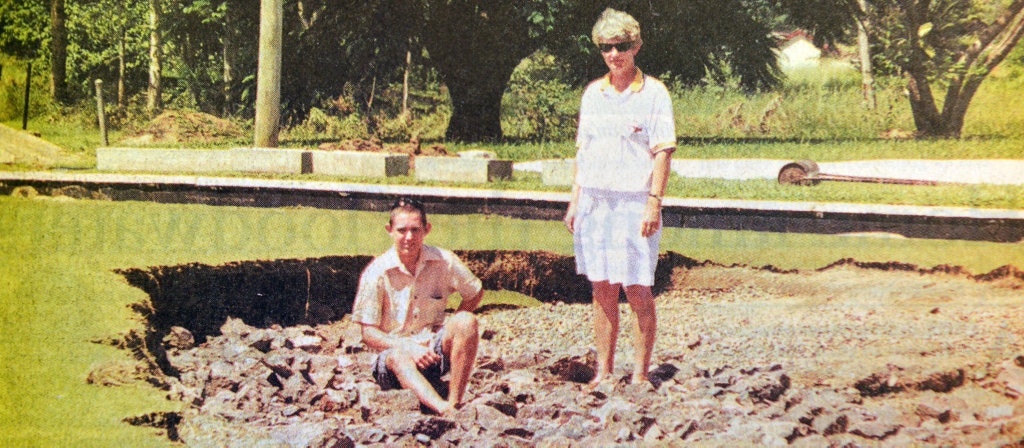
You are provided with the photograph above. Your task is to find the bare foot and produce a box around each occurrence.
[586,374,608,389]
[631,374,649,385]
[432,402,454,417]
[584,374,618,392]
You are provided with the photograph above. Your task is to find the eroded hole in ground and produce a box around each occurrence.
[104,250,1024,446]
[115,250,699,378]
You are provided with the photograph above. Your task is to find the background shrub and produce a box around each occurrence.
[502,51,580,142]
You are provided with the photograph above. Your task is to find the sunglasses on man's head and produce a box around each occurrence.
[598,42,634,53]
[392,197,423,210]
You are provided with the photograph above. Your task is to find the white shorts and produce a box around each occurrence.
[573,188,661,287]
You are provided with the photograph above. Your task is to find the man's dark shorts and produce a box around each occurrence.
[372,329,449,391]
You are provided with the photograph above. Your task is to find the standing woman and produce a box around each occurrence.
[564,8,676,386]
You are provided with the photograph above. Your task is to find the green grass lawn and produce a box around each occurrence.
[2,196,1023,446]
[7,69,1024,211]
[7,114,1024,210]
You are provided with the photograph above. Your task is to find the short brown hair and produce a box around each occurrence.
[389,197,427,226]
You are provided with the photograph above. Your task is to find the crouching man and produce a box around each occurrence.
[351,197,484,415]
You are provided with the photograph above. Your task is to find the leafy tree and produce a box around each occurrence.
[759,0,859,46]
[871,0,1024,138]
[502,50,579,141]
[416,0,784,142]
[163,0,240,113]
[278,0,414,121]
[0,0,47,60]
[416,1,563,142]
[67,0,149,107]
[545,1,784,89]
[762,0,1024,138]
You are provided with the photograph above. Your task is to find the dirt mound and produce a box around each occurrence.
[317,137,449,170]
[123,110,247,145]
[317,137,448,157]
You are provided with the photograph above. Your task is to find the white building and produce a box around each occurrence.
[776,31,822,69]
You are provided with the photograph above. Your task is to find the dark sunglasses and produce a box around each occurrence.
[598,42,634,53]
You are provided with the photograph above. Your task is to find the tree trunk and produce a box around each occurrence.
[147,0,163,112]
[180,35,204,111]
[937,1,1024,138]
[222,3,237,117]
[254,0,283,147]
[49,0,69,104]
[402,44,411,118]
[118,30,126,108]
[431,46,523,142]
[418,4,536,142]
[856,0,875,109]
[904,70,942,136]
[445,78,508,142]
[901,0,1024,138]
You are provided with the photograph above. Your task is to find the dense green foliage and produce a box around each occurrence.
[0,0,799,141]
[3,1,1024,158]
[4,0,1024,140]
[0,0,47,59]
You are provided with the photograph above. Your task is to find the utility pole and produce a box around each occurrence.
[147,0,163,112]
[857,0,876,109]
[254,0,282,147]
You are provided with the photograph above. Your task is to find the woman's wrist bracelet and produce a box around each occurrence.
[648,193,662,202]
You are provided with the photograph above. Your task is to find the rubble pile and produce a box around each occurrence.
[150,310,1024,447]
[104,258,1024,446]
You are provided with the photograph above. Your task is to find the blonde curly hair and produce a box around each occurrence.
[591,8,642,45]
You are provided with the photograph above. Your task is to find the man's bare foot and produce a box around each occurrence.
[431,402,454,417]
[631,374,649,385]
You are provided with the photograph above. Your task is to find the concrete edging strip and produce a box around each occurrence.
[2,170,1021,220]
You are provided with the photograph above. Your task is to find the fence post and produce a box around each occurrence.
[22,62,32,130]
[95,79,109,146]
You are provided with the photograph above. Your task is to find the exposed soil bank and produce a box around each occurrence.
[113,251,696,373]
[102,250,1024,446]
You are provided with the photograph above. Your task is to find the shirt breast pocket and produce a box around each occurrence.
[420,286,444,300]
[625,124,649,146]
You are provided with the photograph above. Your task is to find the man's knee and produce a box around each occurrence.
[384,349,416,373]
[447,311,479,339]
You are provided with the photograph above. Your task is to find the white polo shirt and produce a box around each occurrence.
[575,70,676,192]
[351,245,482,340]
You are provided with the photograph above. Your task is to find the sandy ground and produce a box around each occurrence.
[469,261,1024,445]
[480,259,1024,398]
